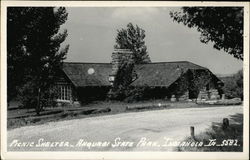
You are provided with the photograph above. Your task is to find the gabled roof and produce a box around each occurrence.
[131,61,207,87]
[62,61,210,87]
[62,62,112,87]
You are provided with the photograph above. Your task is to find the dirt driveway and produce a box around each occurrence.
[7,105,243,151]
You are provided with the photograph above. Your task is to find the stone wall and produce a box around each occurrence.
[197,89,209,100]
[209,89,221,100]
[197,88,220,100]
[110,49,133,76]
[109,49,133,84]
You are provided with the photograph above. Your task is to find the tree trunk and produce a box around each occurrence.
[36,88,41,115]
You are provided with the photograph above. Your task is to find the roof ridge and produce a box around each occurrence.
[184,61,208,69]
[63,61,192,64]
[136,61,191,65]
[63,61,207,69]
[136,61,207,69]
[63,62,111,64]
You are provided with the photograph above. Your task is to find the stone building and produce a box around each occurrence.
[54,49,223,104]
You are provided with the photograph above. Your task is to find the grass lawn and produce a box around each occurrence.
[175,113,243,152]
[7,100,239,130]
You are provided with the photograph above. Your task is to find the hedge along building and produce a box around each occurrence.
[55,49,224,104]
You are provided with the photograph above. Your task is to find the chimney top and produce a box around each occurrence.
[113,49,133,53]
[109,49,133,84]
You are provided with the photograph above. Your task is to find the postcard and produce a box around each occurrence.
[1,1,249,160]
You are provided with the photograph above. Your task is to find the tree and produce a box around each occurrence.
[222,69,243,100]
[114,23,151,64]
[170,7,243,60]
[7,7,69,114]
[108,56,135,100]
[109,23,151,100]
[7,8,30,104]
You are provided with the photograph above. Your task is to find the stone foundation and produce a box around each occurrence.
[197,90,209,100]
[197,88,220,100]
[209,89,220,100]
[170,95,176,102]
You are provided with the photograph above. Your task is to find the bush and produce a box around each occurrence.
[222,70,243,100]
[18,80,58,112]
[40,87,58,108]
[108,85,127,101]
[18,81,38,109]
[108,85,148,102]
[124,87,148,102]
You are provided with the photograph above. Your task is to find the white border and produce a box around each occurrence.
[1,1,249,160]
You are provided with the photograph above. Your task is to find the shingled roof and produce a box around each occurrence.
[62,62,112,87]
[131,61,207,87]
[62,61,209,87]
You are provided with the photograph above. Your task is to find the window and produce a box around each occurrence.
[57,84,72,101]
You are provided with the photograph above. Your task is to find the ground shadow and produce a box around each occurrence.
[177,113,243,152]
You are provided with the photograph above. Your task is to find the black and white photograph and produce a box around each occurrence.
[1,1,249,160]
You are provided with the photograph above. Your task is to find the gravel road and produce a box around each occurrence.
[8,105,243,151]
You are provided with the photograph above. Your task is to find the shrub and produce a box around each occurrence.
[18,81,38,109]
[40,87,58,108]
[124,87,148,102]
[18,80,58,111]
[222,70,243,100]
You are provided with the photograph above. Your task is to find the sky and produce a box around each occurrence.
[61,7,243,75]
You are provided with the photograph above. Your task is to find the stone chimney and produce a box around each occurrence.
[109,49,133,85]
